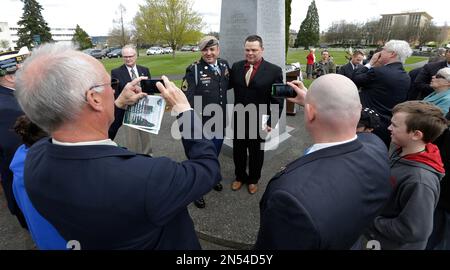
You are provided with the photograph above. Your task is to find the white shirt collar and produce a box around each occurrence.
[52,138,118,147]
[306,136,358,155]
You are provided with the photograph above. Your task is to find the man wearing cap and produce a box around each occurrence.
[182,36,231,208]
[0,49,28,228]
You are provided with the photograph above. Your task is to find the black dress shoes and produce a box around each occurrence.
[213,182,223,191]
[194,197,206,208]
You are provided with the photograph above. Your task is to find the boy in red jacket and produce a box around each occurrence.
[362,101,447,249]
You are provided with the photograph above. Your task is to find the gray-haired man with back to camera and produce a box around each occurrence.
[255,74,392,250]
[14,43,220,249]
[353,40,412,147]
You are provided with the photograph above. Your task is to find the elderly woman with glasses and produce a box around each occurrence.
[423,67,450,114]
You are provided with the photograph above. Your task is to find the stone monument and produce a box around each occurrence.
[220,0,293,158]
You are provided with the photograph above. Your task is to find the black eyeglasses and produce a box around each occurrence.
[435,74,446,80]
[89,78,120,92]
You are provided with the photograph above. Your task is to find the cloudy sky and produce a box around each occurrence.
[3,0,449,36]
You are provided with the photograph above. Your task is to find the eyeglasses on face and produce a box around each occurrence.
[435,74,447,80]
[89,78,120,92]
[122,55,136,59]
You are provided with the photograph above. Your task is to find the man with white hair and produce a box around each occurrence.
[15,43,220,249]
[353,40,413,147]
[110,45,153,155]
[255,74,392,249]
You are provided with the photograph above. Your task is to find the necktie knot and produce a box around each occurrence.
[130,68,137,80]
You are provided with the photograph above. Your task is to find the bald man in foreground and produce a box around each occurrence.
[255,74,392,250]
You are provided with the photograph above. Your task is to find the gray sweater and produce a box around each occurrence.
[365,145,444,250]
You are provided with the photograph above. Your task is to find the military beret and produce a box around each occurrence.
[198,36,219,51]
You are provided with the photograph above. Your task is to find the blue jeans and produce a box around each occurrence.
[427,207,450,250]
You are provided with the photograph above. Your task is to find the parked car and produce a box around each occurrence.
[162,47,173,54]
[89,49,104,59]
[101,47,120,58]
[191,46,200,52]
[82,48,94,55]
[146,47,163,55]
[180,46,193,51]
[82,49,103,59]
[107,49,122,58]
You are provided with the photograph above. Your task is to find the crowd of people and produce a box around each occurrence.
[1,36,450,250]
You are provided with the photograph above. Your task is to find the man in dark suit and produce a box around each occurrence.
[338,50,364,79]
[413,48,450,100]
[353,40,412,147]
[0,49,28,229]
[15,44,220,249]
[230,35,283,194]
[183,36,231,208]
[255,74,392,249]
[110,45,152,155]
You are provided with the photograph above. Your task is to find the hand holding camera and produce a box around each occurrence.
[285,81,307,106]
[115,76,148,109]
[141,79,164,94]
[271,83,297,98]
[156,75,191,114]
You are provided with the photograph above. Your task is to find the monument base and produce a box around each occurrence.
[221,125,295,161]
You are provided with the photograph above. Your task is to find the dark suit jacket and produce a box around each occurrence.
[353,62,410,122]
[230,59,283,134]
[25,110,220,250]
[255,133,392,249]
[109,64,151,139]
[407,67,423,100]
[338,62,361,79]
[434,128,450,211]
[413,60,448,100]
[0,85,24,215]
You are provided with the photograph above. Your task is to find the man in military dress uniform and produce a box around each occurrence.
[182,36,231,208]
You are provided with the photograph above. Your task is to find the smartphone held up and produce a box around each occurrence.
[141,79,164,94]
[271,83,297,98]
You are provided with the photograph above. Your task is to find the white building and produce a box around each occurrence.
[1,22,75,49]
[380,12,433,43]
[0,22,13,51]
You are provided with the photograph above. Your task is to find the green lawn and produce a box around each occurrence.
[101,51,200,76]
[101,49,427,79]
[404,56,428,65]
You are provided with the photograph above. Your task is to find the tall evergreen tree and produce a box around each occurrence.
[72,25,92,50]
[17,0,52,48]
[295,0,319,49]
[285,0,292,58]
